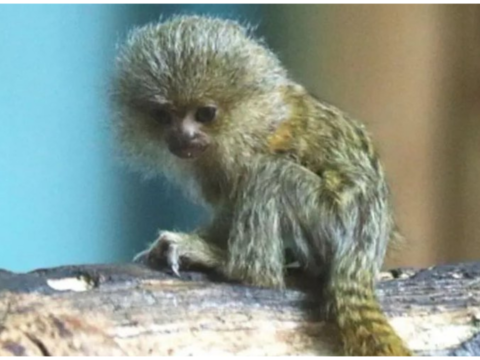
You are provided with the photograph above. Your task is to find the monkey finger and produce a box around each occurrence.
[165,243,181,277]
[132,249,150,265]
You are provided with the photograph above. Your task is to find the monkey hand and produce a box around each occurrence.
[133,231,187,276]
[133,230,224,276]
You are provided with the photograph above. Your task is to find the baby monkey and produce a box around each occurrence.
[111,15,411,356]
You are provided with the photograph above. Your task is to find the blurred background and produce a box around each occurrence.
[1,4,479,272]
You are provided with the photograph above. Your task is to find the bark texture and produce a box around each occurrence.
[0,262,479,356]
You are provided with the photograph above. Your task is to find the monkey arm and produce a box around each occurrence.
[135,156,325,286]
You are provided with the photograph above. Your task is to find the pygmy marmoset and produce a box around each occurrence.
[110,15,411,356]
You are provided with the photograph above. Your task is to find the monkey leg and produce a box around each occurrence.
[228,156,409,355]
[224,156,331,289]
[133,230,225,275]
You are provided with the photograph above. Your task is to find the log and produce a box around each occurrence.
[1,262,480,356]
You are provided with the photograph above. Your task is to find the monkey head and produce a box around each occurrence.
[111,15,288,169]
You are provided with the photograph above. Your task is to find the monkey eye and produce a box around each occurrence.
[195,106,217,123]
[153,108,173,125]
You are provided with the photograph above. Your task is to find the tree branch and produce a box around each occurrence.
[1,262,479,355]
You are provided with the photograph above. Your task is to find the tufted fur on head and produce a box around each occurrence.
[110,15,293,190]
[114,15,287,108]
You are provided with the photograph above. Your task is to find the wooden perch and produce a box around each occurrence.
[1,262,480,356]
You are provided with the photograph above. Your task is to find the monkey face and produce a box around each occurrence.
[112,15,289,168]
[152,105,216,160]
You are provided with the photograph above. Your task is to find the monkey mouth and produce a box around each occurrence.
[169,144,208,160]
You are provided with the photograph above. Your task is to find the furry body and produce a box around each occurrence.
[111,15,411,356]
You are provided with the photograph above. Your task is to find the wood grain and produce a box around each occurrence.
[1,262,479,356]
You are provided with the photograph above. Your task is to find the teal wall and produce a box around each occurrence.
[0,4,264,272]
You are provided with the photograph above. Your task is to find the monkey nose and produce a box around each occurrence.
[183,130,198,140]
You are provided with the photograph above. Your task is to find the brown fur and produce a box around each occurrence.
[111,15,411,356]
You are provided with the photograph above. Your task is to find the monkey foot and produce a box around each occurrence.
[133,231,186,277]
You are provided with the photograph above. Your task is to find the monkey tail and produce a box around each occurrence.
[327,279,412,356]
